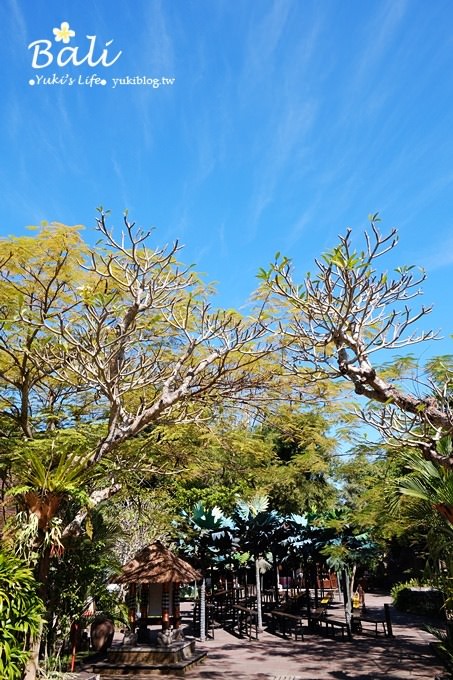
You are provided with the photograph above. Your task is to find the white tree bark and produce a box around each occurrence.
[255,558,263,632]
[199,577,206,642]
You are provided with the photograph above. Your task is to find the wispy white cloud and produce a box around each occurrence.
[247,99,318,233]
[416,232,453,272]
[389,172,453,235]
[353,0,408,86]
[5,0,28,48]
[242,0,292,84]
[337,0,408,127]
[131,0,177,150]
[111,154,132,210]
[284,200,321,250]
[239,5,325,240]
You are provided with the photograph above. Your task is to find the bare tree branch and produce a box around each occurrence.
[62,483,122,538]
[27,212,275,465]
[263,217,452,468]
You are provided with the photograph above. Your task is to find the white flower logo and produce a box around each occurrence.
[53,21,75,44]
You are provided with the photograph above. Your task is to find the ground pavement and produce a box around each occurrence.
[188,592,446,680]
[77,592,448,680]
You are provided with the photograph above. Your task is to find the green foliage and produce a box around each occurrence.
[391,580,443,616]
[250,407,339,514]
[0,551,44,680]
[335,445,411,543]
[393,448,453,513]
[231,495,283,560]
[5,213,451,667]
[319,508,379,574]
[37,655,79,679]
[171,482,248,514]
[44,508,125,651]
[9,430,95,498]
[9,512,64,565]
[425,355,453,388]
[177,501,234,570]
[138,418,278,515]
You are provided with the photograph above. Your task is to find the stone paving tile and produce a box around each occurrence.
[178,593,446,680]
[79,593,447,679]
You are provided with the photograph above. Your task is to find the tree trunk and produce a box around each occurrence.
[304,557,311,617]
[199,577,206,641]
[24,543,52,680]
[313,563,319,608]
[24,621,43,680]
[340,567,355,624]
[273,553,280,605]
[255,558,263,632]
[350,564,357,606]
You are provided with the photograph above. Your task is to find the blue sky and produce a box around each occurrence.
[1,0,452,359]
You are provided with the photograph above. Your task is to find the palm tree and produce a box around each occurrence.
[232,495,282,631]
[282,512,323,612]
[393,441,453,524]
[319,510,377,624]
[392,443,453,641]
[178,502,233,641]
[6,433,93,680]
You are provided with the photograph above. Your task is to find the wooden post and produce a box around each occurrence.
[384,603,394,637]
[69,621,79,672]
[173,584,181,629]
[140,584,149,622]
[162,583,170,630]
[126,584,137,627]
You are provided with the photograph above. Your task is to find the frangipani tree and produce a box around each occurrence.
[260,216,453,469]
[0,212,275,540]
[41,211,274,471]
[0,212,274,678]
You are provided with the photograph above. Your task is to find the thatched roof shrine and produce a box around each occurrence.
[115,540,201,585]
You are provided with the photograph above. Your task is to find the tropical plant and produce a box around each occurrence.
[281,512,328,610]
[320,511,378,622]
[0,551,44,680]
[394,441,453,523]
[177,501,234,641]
[43,507,125,657]
[390,443,453,644]
[232,495,282,630]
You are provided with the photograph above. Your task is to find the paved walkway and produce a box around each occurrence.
[189,593,446,679]
[77,593,448,679]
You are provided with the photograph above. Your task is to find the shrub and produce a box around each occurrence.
[391,580,443,616]
[0,550,44,680]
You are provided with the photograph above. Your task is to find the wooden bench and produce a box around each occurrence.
[232,604,259,640]
[270,610,305,640]
[354,616,387,636]
[307,607,327,631]
[322,617,352,640]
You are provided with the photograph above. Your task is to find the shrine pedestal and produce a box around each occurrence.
[86,639,207,677]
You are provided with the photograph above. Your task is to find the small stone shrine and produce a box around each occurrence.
[88,541,206,676]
